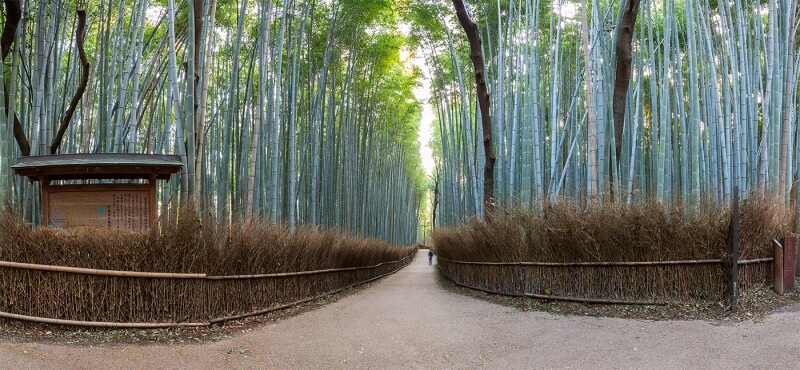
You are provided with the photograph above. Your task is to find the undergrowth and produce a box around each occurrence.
[0,205,415,274]
[432,196,791,263]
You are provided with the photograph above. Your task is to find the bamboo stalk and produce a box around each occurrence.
[0,310,208,328]
[523,292,667,305]
[207,255,411,280]
[737,257,773,265]
[436,257,773,267]
[0,261,206,279]
[437,256,722,266]
[444,277,667,305]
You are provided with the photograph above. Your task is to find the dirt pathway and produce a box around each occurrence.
[1,250,800,369]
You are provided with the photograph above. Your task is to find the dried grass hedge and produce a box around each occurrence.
[0,206,416,325]
[432,196,792,303]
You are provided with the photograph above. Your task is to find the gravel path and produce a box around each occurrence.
[1,250,800,369]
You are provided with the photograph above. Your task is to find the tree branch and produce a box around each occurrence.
[51,9,90,154]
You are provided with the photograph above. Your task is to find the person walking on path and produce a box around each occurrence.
[428,249,434,265]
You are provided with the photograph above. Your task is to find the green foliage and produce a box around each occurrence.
[409,0,800,229]
[1,0,428,245]
[6,0,797,246]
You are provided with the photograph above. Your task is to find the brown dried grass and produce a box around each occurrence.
[0,205,413,274]
[432,196,790,263]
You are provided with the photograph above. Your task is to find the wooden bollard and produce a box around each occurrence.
[783,236,796,293]
[774,237,797,295]
[774,239,784,294]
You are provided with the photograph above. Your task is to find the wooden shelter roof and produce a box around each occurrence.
[12,154,183,182]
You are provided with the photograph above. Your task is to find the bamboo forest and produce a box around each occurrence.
[0,0,799,242]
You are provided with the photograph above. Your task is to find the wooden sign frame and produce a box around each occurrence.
[42,179,157,231]
[12,154,182,232]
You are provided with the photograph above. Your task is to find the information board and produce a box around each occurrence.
[47,189,151,232]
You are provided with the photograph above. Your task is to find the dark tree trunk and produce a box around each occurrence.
[0,0,19,58]
[612,0,640,166]
[193,0,203,121]
[452,0,496,215]
[2,0,29,156]
[432,171,440,230]
[51,9,90,154]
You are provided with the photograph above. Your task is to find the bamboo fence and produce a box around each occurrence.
[0,255,413,328]
[436,256,772,304]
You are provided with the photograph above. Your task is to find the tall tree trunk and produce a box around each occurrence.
[432,170,440,230]
[612,0,640,166]
[1,0,28,156]
[451,0,495,214]
[437,2,481,217]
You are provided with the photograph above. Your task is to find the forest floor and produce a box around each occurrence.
[1,250,800,369]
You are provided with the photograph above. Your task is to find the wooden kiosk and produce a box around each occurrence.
[12,154,183,232]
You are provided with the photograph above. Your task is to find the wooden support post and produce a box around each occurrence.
[149,173,158,230]
[774,239,785,295]
[782,236,796,293]
[41,176,50,228]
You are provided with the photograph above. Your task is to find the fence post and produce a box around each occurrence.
[731,186,739,312]
[774,239,785,295]
[782,236,796,293]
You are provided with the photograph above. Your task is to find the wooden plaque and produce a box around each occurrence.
[43,184,155,232]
